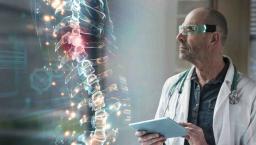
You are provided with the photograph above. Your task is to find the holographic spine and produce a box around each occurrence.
[54,0,108,144]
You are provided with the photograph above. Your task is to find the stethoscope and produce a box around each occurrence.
[163,67,240,117]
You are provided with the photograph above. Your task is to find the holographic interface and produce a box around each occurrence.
[31,0,131,145]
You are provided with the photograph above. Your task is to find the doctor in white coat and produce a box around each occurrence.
[135,7,256,145]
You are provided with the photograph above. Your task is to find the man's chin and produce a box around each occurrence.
[178,52,187,60]
[179,54,194,64]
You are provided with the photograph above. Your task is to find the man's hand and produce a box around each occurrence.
[180,123,208,145]
[135,131,166,145]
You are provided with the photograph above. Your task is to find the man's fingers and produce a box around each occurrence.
[135,131,147,137]
[180,122,203,133]
[180,122,197,128]
[135,132,166,145]
[138,133,160,142]
[140,136,165,145]
[149,137,166,144]
[185,127,198,136]
[155,139,166,144]
[184,135,190,140]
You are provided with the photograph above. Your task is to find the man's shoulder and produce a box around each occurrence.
[238,74,256,107]
[239,73,256,90]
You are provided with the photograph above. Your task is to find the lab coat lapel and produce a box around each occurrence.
[213,82,231,145]
[177,67,194,122]
[170,68,194,145]
[213,57,235,145]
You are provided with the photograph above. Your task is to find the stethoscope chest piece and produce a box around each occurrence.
[229,90,239,104]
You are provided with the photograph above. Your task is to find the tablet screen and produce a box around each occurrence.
[129,117,187,138]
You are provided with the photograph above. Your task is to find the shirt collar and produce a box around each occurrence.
[191,58,230,85]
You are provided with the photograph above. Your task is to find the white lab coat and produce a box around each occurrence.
[155,58,256,145]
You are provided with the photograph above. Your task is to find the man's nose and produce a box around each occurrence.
[176,32,186,43]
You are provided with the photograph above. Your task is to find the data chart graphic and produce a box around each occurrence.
[0,37,27,97]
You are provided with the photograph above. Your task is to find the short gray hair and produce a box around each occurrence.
[206,9,228,45]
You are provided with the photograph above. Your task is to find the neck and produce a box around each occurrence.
[194,56,225,87]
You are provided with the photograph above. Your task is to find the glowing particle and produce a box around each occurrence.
[75,88,79,93]
[43,15,52,22]
[70,112,76,118]
[52,32,57,38]
[44,27,49,31]
[51,0,61,8]
[64,131,70,137]
[36,8,40,14]
[77,103,82,109]
[52,0,65,14]
[60,92,65,96]
[52,81,56,86]
[116,111,121,116]
[70,102,75,107]
[57,64,62,69]
[45,41,50,45]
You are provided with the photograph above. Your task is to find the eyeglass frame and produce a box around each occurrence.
[178,24,216,35]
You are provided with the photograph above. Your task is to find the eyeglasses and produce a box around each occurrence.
[178,24,216,35]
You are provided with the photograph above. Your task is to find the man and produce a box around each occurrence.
[135,7,256,145]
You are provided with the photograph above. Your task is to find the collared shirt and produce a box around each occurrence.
[184,59,229,145]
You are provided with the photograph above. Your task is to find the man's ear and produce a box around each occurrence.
[210,32,221,45]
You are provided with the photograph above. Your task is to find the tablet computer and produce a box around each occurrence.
[129,117,187,138]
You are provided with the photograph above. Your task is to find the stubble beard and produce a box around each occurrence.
[178,43,193,61]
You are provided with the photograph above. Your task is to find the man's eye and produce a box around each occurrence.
[186,26,196,32]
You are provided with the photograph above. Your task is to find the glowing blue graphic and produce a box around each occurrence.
[30,68,53,94]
